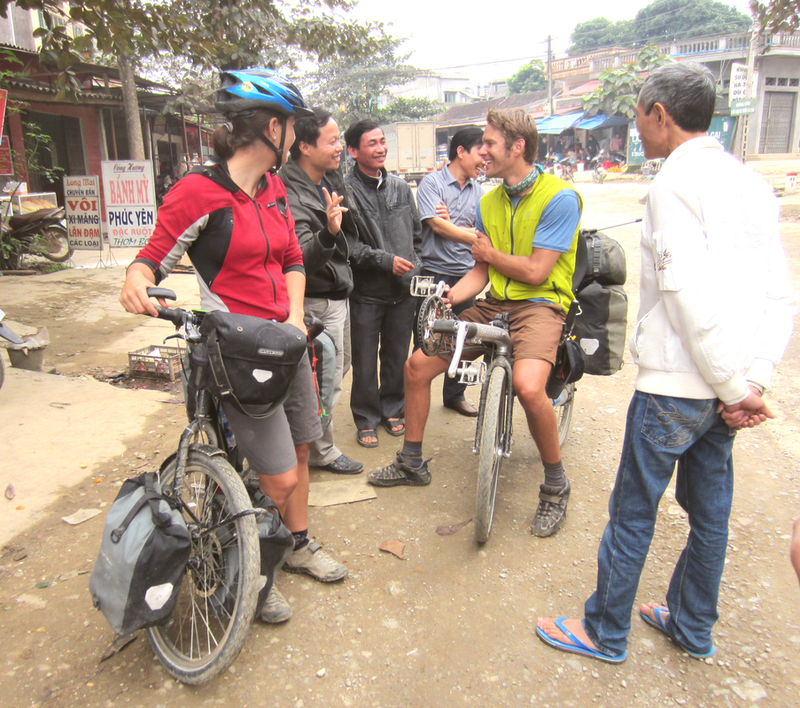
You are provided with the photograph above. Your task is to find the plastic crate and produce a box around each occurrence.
[128,345,183,381]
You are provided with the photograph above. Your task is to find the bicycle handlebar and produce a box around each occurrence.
[431,319,512,348]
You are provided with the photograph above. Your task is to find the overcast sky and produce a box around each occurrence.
[349,0,756,84]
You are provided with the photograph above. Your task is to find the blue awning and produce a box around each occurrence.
[577,114,630,130]
[535,112,585,134]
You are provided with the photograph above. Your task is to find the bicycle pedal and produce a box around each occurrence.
[458,360,485,385]
[410,275,436,297]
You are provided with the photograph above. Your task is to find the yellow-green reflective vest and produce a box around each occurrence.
[480,173,582,313]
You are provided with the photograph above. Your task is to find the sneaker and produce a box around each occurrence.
[531,479,571,537]
[259,585,292,624]
[284,541,348,582]
[368,454,431,487]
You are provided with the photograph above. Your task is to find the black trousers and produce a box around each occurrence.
[349,296,416,431]
[414,269,475,405]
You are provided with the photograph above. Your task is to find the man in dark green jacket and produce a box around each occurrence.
[279,109,362,474]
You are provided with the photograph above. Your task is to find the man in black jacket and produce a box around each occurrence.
[279,109,363,474]
[344,119,423,448]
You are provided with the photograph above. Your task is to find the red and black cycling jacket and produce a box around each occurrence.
[133,160,305,322]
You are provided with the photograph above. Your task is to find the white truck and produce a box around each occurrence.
[381,121,437,184]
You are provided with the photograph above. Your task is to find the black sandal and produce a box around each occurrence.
[380,418,405,437]
[357,428,379,448]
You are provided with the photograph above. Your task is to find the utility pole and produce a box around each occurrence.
[740,20,760,162]
[547,35,554,116]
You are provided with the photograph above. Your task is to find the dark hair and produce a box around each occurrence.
[212,108,280,160]
[345,119,381,151]
[448,127,484,162]
[486,108,538,164]
[289,107,334,161]
[638,62,716,133]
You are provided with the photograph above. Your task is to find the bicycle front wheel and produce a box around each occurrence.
[554,382,575,449]
[147,450,260,685]
[475,365,508,543]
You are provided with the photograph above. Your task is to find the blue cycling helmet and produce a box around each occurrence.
[216,69,313,118]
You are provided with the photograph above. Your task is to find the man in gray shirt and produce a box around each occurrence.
[415,127,485,416]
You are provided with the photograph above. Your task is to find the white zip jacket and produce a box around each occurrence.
[631,136,796,404]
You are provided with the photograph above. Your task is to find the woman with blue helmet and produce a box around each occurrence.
[120,69,348,624]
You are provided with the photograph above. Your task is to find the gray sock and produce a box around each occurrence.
[543,460,567,489]
[400,440,423,468]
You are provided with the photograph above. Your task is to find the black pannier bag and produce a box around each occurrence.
[574,281,628,376]
[573,230,628,376]
[578,229,627,290]
[200,311,307,418]
[89,472,191,636]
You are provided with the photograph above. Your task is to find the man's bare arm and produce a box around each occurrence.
[445,262,490,306]
[424,216,477,246]
[472,232,561,286]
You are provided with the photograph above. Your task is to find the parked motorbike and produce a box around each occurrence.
[0,307,23,391]
[543,154,575,183]
[0,205,71,270]
[589,150,628,184]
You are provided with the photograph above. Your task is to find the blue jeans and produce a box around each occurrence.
[583,391,736,658]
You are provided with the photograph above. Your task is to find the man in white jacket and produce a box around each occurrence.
[536,62,796,663]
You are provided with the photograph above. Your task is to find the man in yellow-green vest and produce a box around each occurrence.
[368,108,582,539]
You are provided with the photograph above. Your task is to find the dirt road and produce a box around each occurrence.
[0,170,799,708]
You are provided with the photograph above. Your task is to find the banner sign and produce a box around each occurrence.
[64,175,102,250]
[101,160,156,248]
[729,63,749,105]
[730,98,756,116]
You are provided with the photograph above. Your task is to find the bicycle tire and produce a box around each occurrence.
[147,450,259,685]
[554,382,575,449]
[475,365,507,543]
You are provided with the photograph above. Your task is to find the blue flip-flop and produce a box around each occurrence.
[536,617,627,664]
[639,605,715,659]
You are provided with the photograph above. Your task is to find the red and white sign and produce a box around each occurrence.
[101,160,156,248]
[64,175,102,250]
[0,89,7,139]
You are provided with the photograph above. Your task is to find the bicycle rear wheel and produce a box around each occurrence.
[147,450,259,685]
[475,365,508,543]
[554,382,575,449]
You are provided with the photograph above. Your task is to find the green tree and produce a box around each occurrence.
[581,46,672,118]
[0,0,384,160]
[568,18,636,55]
[377,97,442,123]
[506,60,547,94]
[750,0,800,33]
[303,36,418,127]
[633,0,751,42]
[568,0,752,56]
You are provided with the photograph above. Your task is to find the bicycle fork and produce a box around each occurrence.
[472,357,515,458]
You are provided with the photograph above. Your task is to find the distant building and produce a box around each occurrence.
[388,71,481,105]
[550,31,800,156]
